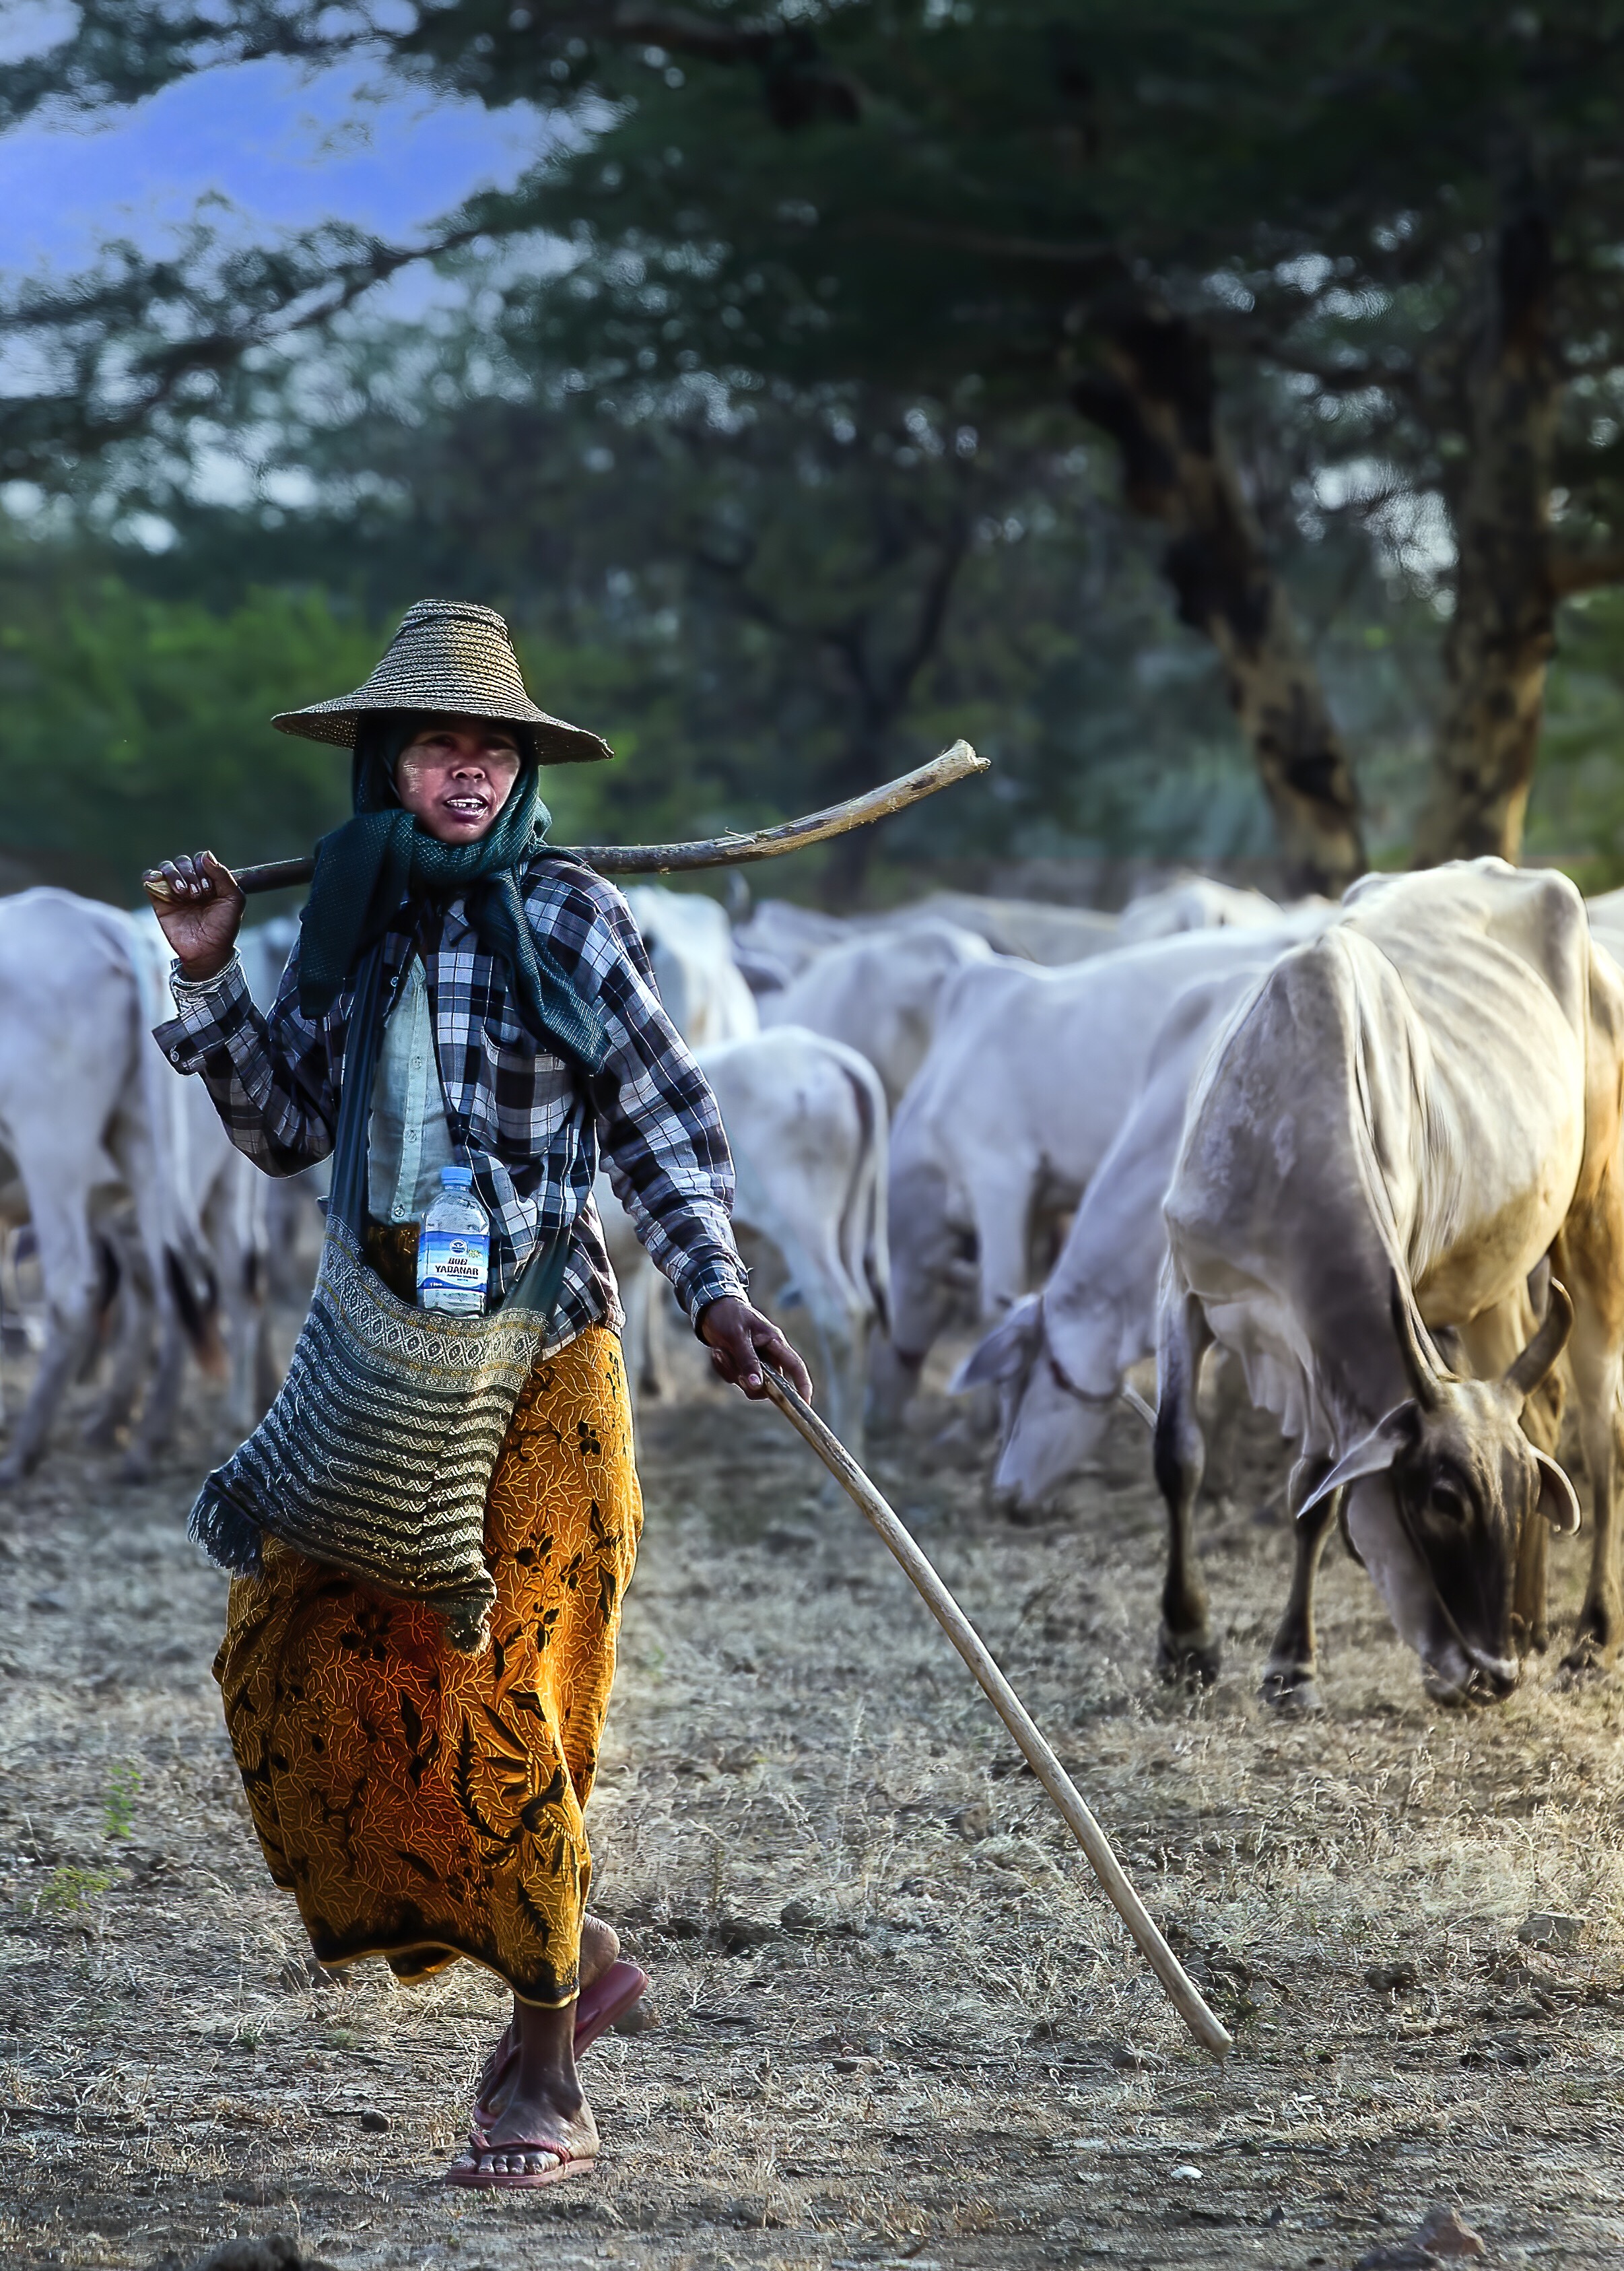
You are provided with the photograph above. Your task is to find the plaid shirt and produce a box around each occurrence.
[154,854,749,1345]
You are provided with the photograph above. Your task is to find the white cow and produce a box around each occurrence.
[883,912,1335,1398]
[1155,859,1624,1709]
[875,892,1119,967]
[1586,888,1624,969]
[733,899,854,983]
[0,890,211,1481]
[1118,876,1283,942]
[953,957,1279,1507]
[602,1026,889,1447]
[735,891,1122,980]
[125,911,275,1438]
[624,885,759,1047]
[759,920,991,1110]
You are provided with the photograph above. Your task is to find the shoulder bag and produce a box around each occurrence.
[187,945,571,1651]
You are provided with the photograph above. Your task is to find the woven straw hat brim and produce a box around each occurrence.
[271,597,612,766]
[272,696,611,766]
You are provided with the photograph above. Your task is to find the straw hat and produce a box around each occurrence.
[271,599,612,765]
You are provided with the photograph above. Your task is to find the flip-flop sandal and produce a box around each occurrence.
[471,2018,516,2125]
[473,1962,652,2124]
[574,1959,652,2059]
[444,2124,595,2191]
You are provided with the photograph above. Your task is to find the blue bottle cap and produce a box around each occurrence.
[440,1164,474,1188]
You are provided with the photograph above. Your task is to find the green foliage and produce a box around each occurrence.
[39,1865,114,1916]
[102,1761,140,1843]
[0,558,370,898]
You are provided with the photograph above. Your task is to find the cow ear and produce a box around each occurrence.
[949,1296,1040,1393]
[1295,1405,1418,1526]
[1534,1448,1582,1536]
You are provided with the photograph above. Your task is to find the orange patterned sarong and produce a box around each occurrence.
[213,1324,640,2006]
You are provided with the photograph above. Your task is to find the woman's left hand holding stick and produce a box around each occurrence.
[143,851,247,981]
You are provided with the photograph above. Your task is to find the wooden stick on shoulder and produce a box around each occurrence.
[759,1363,1233,2064]
[141,739,988,903]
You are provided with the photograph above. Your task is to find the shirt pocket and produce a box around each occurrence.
[473,1020,573,1149]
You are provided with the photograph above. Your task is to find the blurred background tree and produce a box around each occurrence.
[2,2,1623,903]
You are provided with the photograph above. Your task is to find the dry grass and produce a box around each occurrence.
[2,1324,1624,2269]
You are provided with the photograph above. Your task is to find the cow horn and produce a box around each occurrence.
[1389,1272,1444,1412]
[1502,1276,1575,1406]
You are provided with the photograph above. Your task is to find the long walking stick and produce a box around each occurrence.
[143,741,988,901]
[759,1365,1233,2063]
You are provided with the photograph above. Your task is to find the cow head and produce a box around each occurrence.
[953,1296,1117,1513]
[1300,1276,1580,1704]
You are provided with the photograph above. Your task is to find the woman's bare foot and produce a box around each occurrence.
[477,1912,619,2120]
[475,1996,598,2171]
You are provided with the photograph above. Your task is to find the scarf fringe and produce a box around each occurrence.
[189,1475,266,1579]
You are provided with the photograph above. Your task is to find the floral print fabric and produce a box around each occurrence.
[214,1325,640,2006]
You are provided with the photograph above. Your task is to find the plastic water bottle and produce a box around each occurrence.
[417,1165,491,1315]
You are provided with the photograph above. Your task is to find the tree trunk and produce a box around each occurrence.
[1413,209,1559,867]
[1074,304,1365,897]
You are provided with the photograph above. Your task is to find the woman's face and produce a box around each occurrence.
[394,715,522,845]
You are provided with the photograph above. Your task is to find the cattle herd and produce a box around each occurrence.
[5,858,1624,1718]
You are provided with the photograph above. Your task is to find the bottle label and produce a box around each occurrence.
[417,1228,490,1313]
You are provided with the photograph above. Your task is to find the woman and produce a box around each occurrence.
[149,599,811,2191]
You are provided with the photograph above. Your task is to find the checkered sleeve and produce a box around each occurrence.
[153,943,340,1178]
[527,861,749,1323]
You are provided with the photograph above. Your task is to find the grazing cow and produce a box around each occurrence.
[760,919,992,1110]
[1118,876,1283,942]
[879,892,1118,967]
[882,913,1334,1406]
[624,885,759,1048]
[735,892,1121,982]
[1154,859,1624,1709]
[954,958,1277,1509]
[0,890,213,1481]
[603,1026,889,1446]
[125,911,275,1437]
[733,899,854,984]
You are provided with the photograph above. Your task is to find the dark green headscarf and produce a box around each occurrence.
[297,713,609,1073]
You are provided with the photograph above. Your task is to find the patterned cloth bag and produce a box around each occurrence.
[189,946,570,1651]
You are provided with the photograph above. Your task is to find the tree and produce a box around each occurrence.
[0,0,1376,888]
[11,5,1624,878]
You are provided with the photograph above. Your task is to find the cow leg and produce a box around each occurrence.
[0,1175,102,1486]
[0,1302,97,1484]
[1260,1456,1338,1713]
[81,1224,152,1449]
[972,1161,1042,1323]
[1554,1218,1624,1670]
[1459,1286,1562,1654]
[123,1311,187,1482]
[867,1338,924,1429]
[1152,1288,1218,1683]
[207,1175,271,1437]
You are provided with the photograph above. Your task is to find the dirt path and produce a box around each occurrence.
[3,1336,1624,2270]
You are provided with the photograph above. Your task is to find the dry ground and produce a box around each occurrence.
[3,1323,1624,2271]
